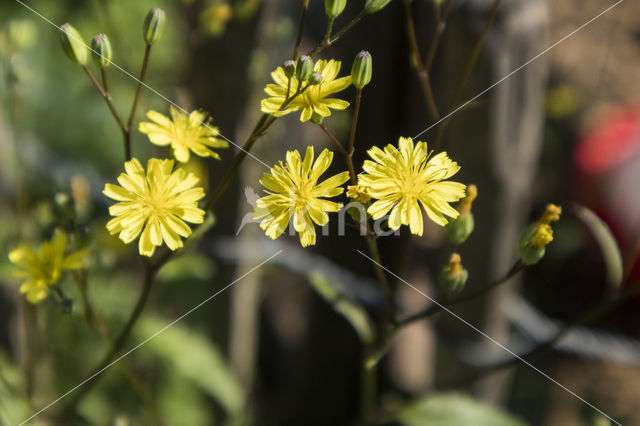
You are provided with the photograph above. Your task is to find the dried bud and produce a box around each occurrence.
[325,0,347,19]
[59,23,88,65]
[309,72,323,85]
[91,34,112,67]
[351,50,372,89]
[143,8,166,45]
[283,60,296,78]
[365,0,392,13]
[438,253,468,294]
[296,55,313,81]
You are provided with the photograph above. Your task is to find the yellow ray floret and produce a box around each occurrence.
[358,137,466,236]
[253,146,350,247]
[260,59,352,122]
[9,230,88,303]
[138,106,229,163]
[103,158,206,256]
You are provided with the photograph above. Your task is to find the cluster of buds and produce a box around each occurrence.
[518,204,562,265]
[59,8,165,66]
[446,184,477,244]
[438,253,468,294]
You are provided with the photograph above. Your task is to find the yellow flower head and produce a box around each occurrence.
[138,106,229,163]
[253,146,350,247]
[261,59,352,122]
[103,158,206,257]
[9,230,88,303]
[358,137,466,236]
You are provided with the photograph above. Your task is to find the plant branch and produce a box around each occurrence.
[293,0,310,60]
[307,10,366,57]
[402,0,440,122]
[124,43,152,161]
[82,65,126,135]
[424,0,452,72]
[396,260,525,327]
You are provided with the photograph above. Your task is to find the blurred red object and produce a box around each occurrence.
[573,105,640,285]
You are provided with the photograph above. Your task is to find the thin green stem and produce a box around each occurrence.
[402,0,440,122]
[293,0,310,60]
[323,16,335,44]
[396,260,525,327]
[318,123,356,182]
[424,0,452,72]
[100,66,109,93]
[205,83,311,212]
[66,260,157,411]
[82,65,126,134]
[348,88,362,157]
[125,43,152,161]
[307,10,366,57]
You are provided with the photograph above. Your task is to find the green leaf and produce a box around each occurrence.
[136,315,244,415]
[308,271,375,344]
[396,393,526,426]
[573,204,623,287]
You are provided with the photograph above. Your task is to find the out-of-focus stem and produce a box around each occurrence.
[307,10,366,57]
[293,0,310,60]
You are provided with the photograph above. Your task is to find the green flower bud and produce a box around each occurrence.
[446,184,477,244]
[446,212,474,244]
[59,23,88,65]
[91,34,112,68]
[296,55,313,81]
[351,50,372,89]
[325,0,347,19]
[365,0,392,13]
[310,112,324,125]
[438,253,468,294]
[143,8,166,45]
[283,60,296,78]
[309,72,323,85]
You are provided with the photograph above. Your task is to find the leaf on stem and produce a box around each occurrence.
[308,270,375,344]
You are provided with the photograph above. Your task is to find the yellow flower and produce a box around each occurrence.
[253,146,350,247]
[138,106,229,163]
[358,137,466,236]
[261,59,352,122]
[346,184,371,204]
[9,230,88,304]
[103,158,206,257]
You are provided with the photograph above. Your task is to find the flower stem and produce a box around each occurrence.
[82,65,127,136]
[402,0,440,122]
[307,10,366,58]
[348,88,362,157]
[66,260,157,411]
[396,260,525,327]
[424,0,452,72]
[293,0,310,60]
[125,43,153,161]
[323,16,335,44]
[100,66,109,93]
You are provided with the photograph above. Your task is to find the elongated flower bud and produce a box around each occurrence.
[283,60,296,78]
[365,0,391,13]
[143,8,166,45]
[325,0,347,19]
[91,34,112,67]
[438,253,468,294]
[446,184,477,244]
[351,50,372,89]
[60,23,88,65]
[296,55,313,81]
